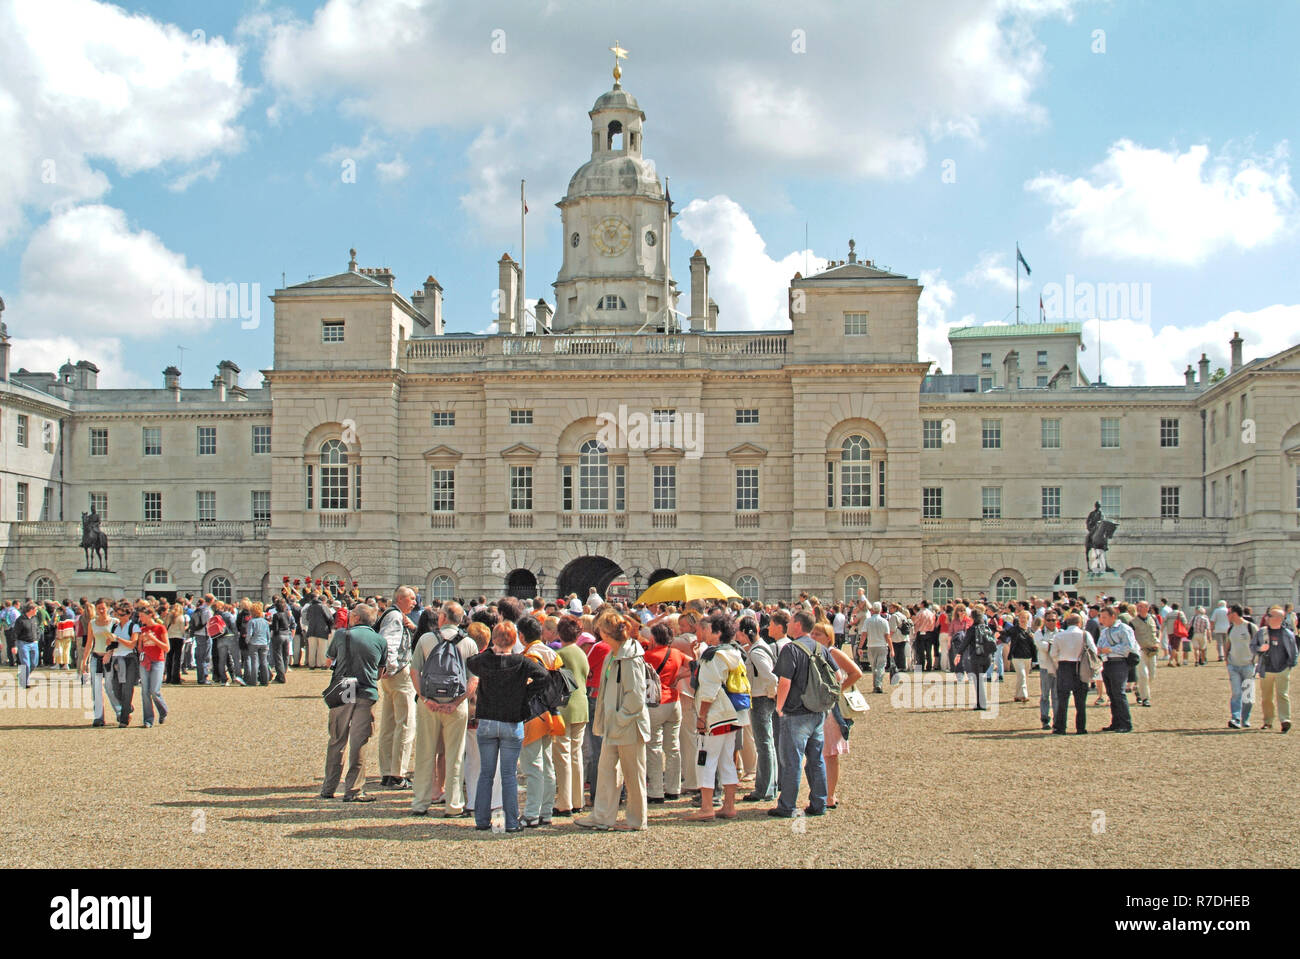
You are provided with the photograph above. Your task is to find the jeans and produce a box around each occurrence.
[519,734,557,821]
[1101,660,1132,730]
[475,719,524,830]
[984,645,1005,682]
[194,635,212,682]
[271,633,291,680]
[775,710,827,814]
[215,636,241,683]
[866,647,888,691]
[181,639,194,671]
[750,696,777,800]
[1053,661,1086,733]
[111,654,139,723]
[246,645,270,685]
[1227,662,1256,724]
[140,659,168,725]
[15,640,39,688]
[90,656,120,722]
[1038,669,1058,725]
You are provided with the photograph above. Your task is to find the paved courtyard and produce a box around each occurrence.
[1,661,1292,869]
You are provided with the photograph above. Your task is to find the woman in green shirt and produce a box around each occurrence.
[551,616,590,818]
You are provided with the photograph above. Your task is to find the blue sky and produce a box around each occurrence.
[1,0,1297,389]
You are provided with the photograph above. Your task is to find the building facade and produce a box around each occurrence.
[2,74,1298,609]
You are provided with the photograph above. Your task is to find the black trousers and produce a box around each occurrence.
[165,641,183,684]
[890,641,908,674]
[271,634,291,681]
[1054,661,1087,732]
[1102,660,1132,730]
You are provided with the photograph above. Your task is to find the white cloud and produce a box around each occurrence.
[1027,140,1296,266]
[918,270,956,371]
[962,251,1020,294]
[0,0,248,241]
[1089,304,1300,387]
[167,160,222,193]
[9,335,142,389]
[376,154,410,183]
[674,196,809,330]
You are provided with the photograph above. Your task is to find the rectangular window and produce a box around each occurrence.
[252,425,271,454]
[16,414,28,448]
[981,419,1002,450]
[844,312,868,335]
[431,469,455,512]
[981,352,992,368]
[878,459,886,509]
[922,419,943,450]
[979,376,994,392]
[1295,466,1300,511]
[1240,468,1247,514]
[143,491,162,522]
[1101,485,1121,517]
[196,490,216,521]
[736,468,759,511]
[143,427,162,456]
[1041,486,1061,519]
[89,492,108,518]
[354,464,362,511]
[982,486,1002,520]
[840,459,871,508]
[1037,350,1048,367]
[509,466,533,511]
[40,487,51,521]
[42,422,54,453]
[1159,417,1180,448]
[509,409,533,426]
[322,320,344,343]
[614,465,625,512]
[922,486,943,519]
[1040,418,1061,449]
[1226,475,1233,518]
[431,411,455,428]
[252,490,271,524]
[1100,417,1120,449]
[826,461,834,508]
[305,465,313,510]
[16,482,27,521]
[561,465,573,512]
[197,426,216,455]
[1210,411,1216,443]
[735,408,759,425]
[1036,375,1049,388]
[90,427,108,457]
[1160,486,1180,518]
[652,465,676,511]
[651,408,676,425]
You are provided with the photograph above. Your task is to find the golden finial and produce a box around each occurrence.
[609,41,628,85]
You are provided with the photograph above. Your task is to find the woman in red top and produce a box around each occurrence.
[136,606,170,728]
[643,623,687,803]
[937,606,953,672]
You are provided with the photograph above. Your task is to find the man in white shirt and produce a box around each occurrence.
[832,607,846,646]
[1050,613,1098,735]
[376,586,418,789]
[1034,611,1061,730]
[568,594,582,614]
[586,587,604,611]
[1210,601,1230,662]
[859,604,892,693]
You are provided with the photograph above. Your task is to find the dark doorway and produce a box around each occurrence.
[647,568,677,587]
[505,568,538,600]
[143,590,178,602]
[557,556,623,601]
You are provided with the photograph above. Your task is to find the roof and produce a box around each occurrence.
[949,322,1083,340]
[803,261,912,282]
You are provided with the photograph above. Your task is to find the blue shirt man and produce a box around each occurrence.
[1095,607,1134,732]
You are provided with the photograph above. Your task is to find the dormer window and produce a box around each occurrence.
[607,120,623,150]
[596,295,627,310]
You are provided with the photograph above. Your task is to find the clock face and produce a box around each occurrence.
[570,232,580,248]
[644,230,657,247]
[592,216,632,256]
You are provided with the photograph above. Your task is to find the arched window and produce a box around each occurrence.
[995,576,1019,602]
[578,440,609,511]
[840,435,871,508]
[34,576,55,603]
[735,575,760,601]
[844,574,869,602]
[319,439,350,510]
[144,569,170,587]
[1187,576,1212,610]
[208,575,233,604]
[931,577,955,604]
[1054,569,1080,589]
[607,120,623,150]
[1124,576,1148,604]
[595,295,627,310]
[428,574,455,601]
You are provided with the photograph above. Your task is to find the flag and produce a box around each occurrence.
[1016,245,1031,276]
[521,179,527,214]
[665,180,673,216]
[1039,295,1045,322]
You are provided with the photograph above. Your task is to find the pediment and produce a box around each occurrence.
[422,444,463,463]
[726,442,769,460]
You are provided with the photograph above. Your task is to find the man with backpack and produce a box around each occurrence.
[375,587,418,790]
[302,592,334,669]
[190,595,212,684]
[409,601,478,817]
[209,601,245,687]
[769,610,840,819]
[952,610,995,710]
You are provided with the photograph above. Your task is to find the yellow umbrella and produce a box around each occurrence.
[635,574,741,605]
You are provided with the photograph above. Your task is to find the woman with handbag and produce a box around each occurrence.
[810,622,863,810]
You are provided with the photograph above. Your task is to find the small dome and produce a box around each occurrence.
[566,154,662,199]
[591,85,643,117]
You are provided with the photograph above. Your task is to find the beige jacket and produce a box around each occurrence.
[592,638,651,745]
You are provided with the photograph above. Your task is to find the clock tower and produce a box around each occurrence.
[552,50,677,332]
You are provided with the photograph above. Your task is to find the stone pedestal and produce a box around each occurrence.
[1079,571,1124,603]
[66,570,127,600]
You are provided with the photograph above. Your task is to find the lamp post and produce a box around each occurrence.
[631,567,642,595]
[536,568,546,601]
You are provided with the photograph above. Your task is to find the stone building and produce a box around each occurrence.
[1,72,1297,609]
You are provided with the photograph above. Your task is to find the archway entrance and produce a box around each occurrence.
[505,568,538,600]
[557,556,623,601]
[647,568,677,587]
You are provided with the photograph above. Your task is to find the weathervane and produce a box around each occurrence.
[610,41,628,85]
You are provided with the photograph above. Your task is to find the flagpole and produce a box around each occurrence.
[519,179,526,333]
[663,176,672,332]
[1015,241,1020,326]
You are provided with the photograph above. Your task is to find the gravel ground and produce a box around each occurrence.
[0,660,1293,868]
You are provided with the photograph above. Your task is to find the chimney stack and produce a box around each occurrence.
[534,297,552,332]
[1198,353,1210,386]
[0,322,9,383]
[497,254,519,334]
[218,360,240,390]
[164,366,181,402]
[706,298,720,333]
[414,275,444,334]
[1184,364,1196,387]
[212,374,226,402]
[689,250,710,330]
[1230,330,1243,372]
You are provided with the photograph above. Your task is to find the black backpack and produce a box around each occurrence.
[970,624,996,659]
[897,617,913,636]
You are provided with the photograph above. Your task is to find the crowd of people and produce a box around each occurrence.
[5,584,1295,823]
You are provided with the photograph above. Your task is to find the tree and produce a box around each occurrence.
[1209,366,1227,383]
